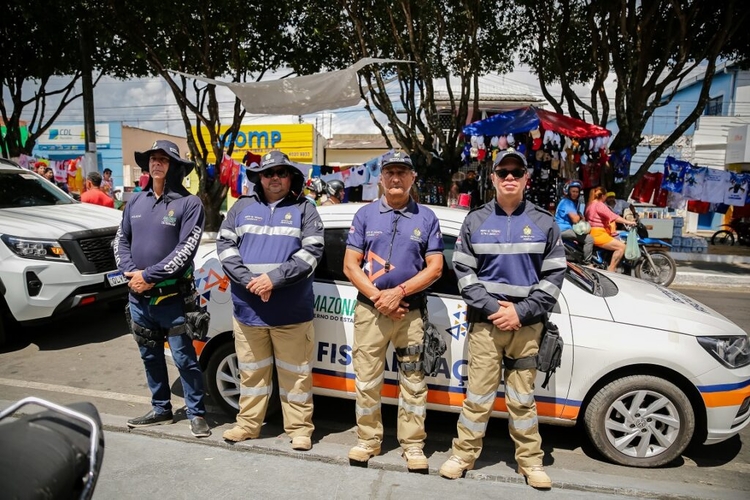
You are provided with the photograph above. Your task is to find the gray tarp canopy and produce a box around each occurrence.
[172,58,411,115]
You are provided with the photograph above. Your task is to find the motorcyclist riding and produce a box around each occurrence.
[554,180,594,264]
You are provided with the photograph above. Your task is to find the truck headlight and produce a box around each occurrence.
[697,336,750,369]
[1,235,69,262]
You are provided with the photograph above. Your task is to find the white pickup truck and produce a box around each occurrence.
[0,158,127,346]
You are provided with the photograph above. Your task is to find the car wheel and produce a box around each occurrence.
[584,375,695,467]
[205,341,280,418]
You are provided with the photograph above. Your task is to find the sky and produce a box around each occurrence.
[6,64,554,140]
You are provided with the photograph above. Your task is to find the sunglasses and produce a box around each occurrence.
[493,167,526,179]
[261,168,290,179]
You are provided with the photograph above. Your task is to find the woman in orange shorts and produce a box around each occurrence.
[584,187,637,272]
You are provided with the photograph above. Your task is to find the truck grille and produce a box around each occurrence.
[78,236,118,273]
[60,228,119,275]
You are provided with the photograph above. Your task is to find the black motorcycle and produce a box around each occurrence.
[711,218,750,247]
[0,397,105,500]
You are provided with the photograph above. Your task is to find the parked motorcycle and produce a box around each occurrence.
[0,397,104,500]
[711,218,750,247]
[564,209,677,287]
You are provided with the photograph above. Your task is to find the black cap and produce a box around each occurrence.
[492,148,527,168]
[381,151,414,170]
[134,140,194,175]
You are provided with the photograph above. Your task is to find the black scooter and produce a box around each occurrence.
[0,397,104,500]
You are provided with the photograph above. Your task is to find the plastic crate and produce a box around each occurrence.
[672,236,682,247]
[672,217,684,228]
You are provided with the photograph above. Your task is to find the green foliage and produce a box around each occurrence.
[518,0,749,192]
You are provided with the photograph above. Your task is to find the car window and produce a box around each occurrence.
[314,229,460,297]
[0,171,74,208]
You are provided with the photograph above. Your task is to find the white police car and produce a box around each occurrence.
[189,203,750,468]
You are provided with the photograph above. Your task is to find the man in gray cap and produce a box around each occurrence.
[217,150,324,451]
[114,140,210,438]
[343,151,444,472]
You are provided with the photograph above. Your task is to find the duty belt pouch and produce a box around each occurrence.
[537,319,563,389]
[420,306,447,377]
[183,288,210,341]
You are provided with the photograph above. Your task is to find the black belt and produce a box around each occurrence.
[357,292,425,311]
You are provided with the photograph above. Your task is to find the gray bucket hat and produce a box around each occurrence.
[135,140,194,175]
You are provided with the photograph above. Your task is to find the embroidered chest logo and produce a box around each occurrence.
[521,224,534,241]
[410,227,422,243]
[281,212,293,225]
[162,210,177,226]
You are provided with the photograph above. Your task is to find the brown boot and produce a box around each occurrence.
[402,447,429,471]
[222,426,256,443]
[291,436,312,451]
[438,455,474,479]
[518,464,552,489]
[348,442,381,463]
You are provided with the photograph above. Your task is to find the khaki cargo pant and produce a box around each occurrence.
[452,321,544,468]
[233,318,315,439]
[353,302,426,450]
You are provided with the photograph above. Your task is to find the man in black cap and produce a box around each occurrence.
[217,150,324,451]
[343,151,444,471]
[114,140,210,438]
[439,148,564,489]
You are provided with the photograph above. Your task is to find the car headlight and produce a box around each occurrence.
[1,234,69,262]
[697,336,750,369]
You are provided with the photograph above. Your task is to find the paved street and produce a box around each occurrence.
[1,272,749,498]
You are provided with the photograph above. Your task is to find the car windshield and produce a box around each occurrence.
[0,171,75,208]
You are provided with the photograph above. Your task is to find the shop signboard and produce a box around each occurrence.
[725,124,750,165]
[37,123,111,151]
[194,123,315,163]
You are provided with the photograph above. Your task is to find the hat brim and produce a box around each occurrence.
[135,148,195,176]
[382,160,415,170]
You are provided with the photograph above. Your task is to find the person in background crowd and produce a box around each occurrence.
[605,191,629,217]
[343,151,444,472]
[217,151,323,452]
[439,148,565,490]
[585,187,636,272]
[43,167,69,194]
[319,179,345,206]
[114,139,211,439]
[459,170,481,208]
[554,180,593,264]
[81,171,115,208]
[139,171,151,190]
[101,168,121,200]
[36,163,48,176]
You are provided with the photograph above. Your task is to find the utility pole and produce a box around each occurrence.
[79,27,97,175]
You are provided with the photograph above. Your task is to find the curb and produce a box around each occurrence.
[672,252,750,265]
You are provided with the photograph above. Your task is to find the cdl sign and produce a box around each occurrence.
[223,130,282,149]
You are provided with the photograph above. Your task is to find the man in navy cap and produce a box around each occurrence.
[343,151,444,472]
[439,147,565,489]
[114,140,210,438]
[217,150,324,451]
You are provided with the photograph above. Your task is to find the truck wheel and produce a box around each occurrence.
[634,250,677,287]
[584,375,694,467]
[205,341,280,418]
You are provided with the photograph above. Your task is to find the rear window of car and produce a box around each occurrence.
[314,228,460,297]
[0,171,74,208]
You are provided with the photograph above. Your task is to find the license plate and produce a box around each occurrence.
[107,271,128,287]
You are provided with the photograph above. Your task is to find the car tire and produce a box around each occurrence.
[205,341,280,418]
[584,375,695,467]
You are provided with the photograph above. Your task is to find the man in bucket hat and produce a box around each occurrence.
[114,140,211,438]
[343,151,444,472]
[217,150,324,451]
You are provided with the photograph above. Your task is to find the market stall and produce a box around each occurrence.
[461,106,612,211]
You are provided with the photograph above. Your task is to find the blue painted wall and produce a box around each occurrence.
[32,121,124,188]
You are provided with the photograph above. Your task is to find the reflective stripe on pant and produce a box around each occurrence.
[353,302,426,449]
[452,321,544,468]
[233,318,315,439]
